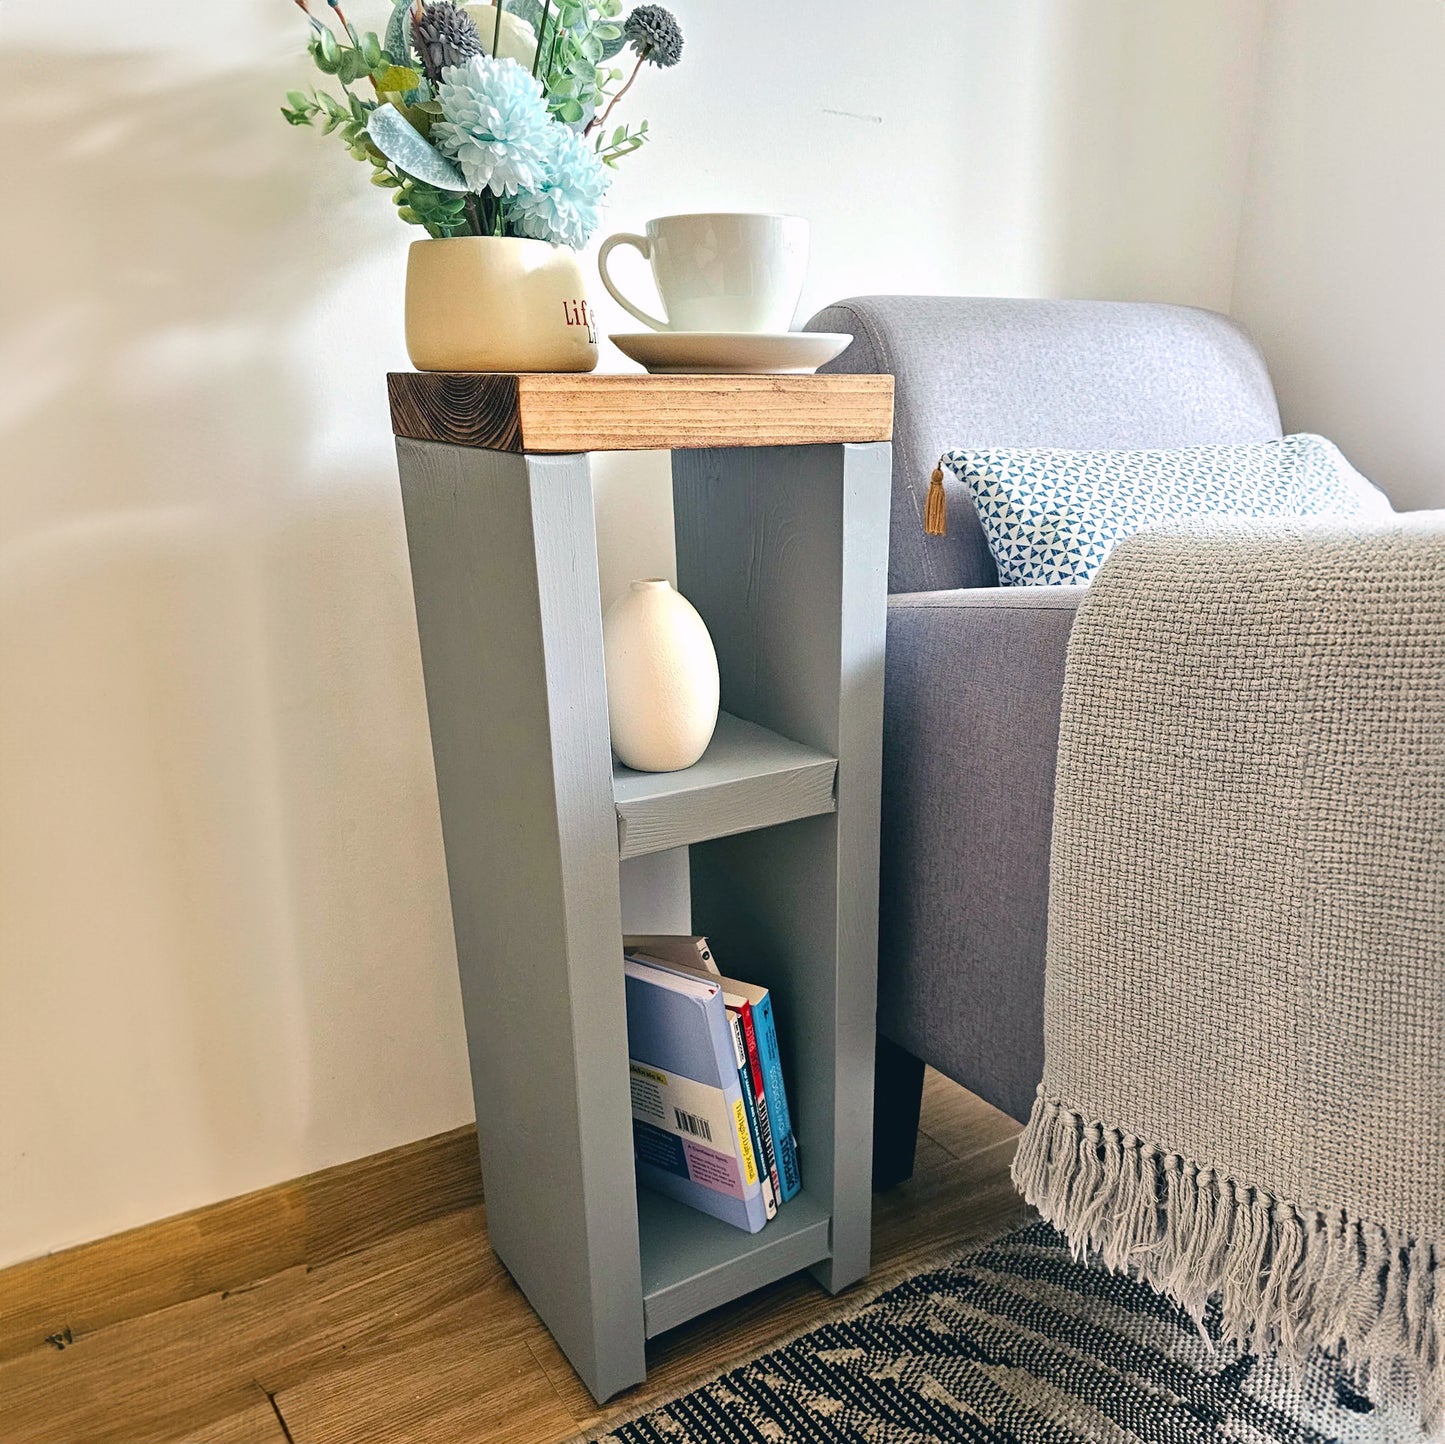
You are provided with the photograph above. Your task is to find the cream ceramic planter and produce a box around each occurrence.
[405,236,599,373]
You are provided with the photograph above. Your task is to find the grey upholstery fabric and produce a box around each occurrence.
[881,587,1084,1122]
[808,297,1283,594]
[807,296,1285,1124]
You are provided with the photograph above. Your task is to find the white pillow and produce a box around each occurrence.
[939,434,1391,586]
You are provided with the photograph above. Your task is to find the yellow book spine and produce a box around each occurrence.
[732,1098,759,1185]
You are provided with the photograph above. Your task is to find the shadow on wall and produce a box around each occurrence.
[0,48,470,1262]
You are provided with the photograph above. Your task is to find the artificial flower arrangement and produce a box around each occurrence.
[281,0,684,250]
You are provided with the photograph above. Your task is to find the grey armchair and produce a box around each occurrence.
[806,296,1284,1180]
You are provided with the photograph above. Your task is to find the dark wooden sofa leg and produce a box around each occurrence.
[872,1033,926,1191]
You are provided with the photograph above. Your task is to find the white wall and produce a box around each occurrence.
[1,0,1268,1266]
[1232,0,1445,510]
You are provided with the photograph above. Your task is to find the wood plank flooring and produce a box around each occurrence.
[0,1071,1023,1444]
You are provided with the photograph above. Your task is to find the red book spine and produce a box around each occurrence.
[738,1001,782,1200]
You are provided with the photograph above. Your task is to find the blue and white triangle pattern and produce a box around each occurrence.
[941,433,1390,586]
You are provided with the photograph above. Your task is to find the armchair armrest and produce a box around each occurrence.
[880,584,1086,1122]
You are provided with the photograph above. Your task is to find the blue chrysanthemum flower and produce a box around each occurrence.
[431,54,551,196]
[511,123,611,249]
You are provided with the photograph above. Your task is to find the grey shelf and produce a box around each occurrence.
[396,433,890,1404]
[638,1186,832,1337]
[613,711,837,860]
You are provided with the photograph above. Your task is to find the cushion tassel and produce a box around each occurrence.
[924,467,947,536]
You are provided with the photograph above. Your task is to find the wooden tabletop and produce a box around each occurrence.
[387,372,894,453]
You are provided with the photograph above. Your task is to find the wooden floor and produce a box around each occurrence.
[0,1072,1024,1444]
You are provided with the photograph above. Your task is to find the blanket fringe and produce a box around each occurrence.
[1012,1091,1445,1437]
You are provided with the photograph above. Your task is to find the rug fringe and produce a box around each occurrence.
[1012,1091,1445,1438]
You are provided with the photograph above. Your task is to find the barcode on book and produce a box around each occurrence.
[673,1108,713,1142]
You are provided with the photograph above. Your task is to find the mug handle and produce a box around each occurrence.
[597,232,669,332]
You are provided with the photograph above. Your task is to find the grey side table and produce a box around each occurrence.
[388,371,894,1403]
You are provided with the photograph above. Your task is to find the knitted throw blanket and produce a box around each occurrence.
[1012,515,1445,1436]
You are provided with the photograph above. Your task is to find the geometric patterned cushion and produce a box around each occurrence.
[940,434,1393,586]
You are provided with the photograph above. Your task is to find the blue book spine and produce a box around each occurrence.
[752,991,801,1201]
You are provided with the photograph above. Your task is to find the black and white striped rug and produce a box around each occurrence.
[588,1219,1419,1442]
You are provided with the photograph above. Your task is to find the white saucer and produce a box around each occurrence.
[611,331,853,375]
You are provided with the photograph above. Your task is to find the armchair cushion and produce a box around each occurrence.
[942,434,1392,586]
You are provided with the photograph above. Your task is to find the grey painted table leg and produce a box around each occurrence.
[673,441,890,1292]
[395,438,646,1401]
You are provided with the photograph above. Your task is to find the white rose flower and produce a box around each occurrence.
[462,4,540,72]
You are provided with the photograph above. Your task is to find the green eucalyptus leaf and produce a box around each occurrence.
[366,103,470,191]
[339,47,372,83]
[556,97,585,122]
[286,89,311,110]
[361,31,383,67]
[318,26,341,62]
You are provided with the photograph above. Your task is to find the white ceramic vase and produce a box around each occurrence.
[603,579,719,773]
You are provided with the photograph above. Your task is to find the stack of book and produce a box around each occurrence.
[622,935,801,1234]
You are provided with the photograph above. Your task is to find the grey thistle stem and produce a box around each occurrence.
[588,46,647,136]
[531,0,552,78]
[492,0,504,59]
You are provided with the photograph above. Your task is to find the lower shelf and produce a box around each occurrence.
[637,1185,832,1338]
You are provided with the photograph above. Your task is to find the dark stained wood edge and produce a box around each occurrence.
[0,1124,483,1361]
[389,372,525,452]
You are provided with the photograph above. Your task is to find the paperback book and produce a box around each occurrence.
[624,936,801,1205]
[622,956,770,1234]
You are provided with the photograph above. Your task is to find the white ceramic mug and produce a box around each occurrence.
[597,212,809,333]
